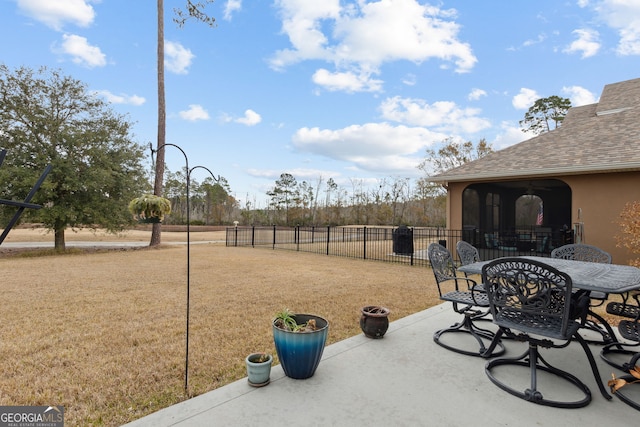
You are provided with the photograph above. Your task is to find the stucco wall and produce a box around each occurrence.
[563,172,640,264]
[446,171,640,265]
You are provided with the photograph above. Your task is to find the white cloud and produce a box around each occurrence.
[468,88,487,101]
[223,0,242,21]
[271,0,476,93]
[512,88,540,110]
[589,0,640,55]
[95,90,145,106]
[492,121,531,150]
[291,122,445,173]
[564,28,600,58]
[247,167,338,181]
[57,34,106,67]
[312,69,383,92]
[165,41,195,74]
[271,1,341,68]
[561,85,598,106]
[220,109,262,126]
[617,25,640,55]
[511,85,596,112]
[522,33,547,47]
[17,0,95,31]
[235,109,262,126]
[379,96,491,134]
[402,73,417,86]
[179,104,210,121]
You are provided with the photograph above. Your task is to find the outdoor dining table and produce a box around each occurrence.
[458,255,640,404]
[458,255,640,343]
[457,255,640,294]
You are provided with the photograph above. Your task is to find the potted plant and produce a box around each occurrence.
[128,194,171,223]
[245,352,273,387]
[272,308,329,379]
[359,305,390,339]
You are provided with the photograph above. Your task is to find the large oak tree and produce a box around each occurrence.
[0,65,148,250]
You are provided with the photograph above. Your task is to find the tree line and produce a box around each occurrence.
[240,174,445,227]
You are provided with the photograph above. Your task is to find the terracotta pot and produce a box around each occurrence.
[360,306,390,339]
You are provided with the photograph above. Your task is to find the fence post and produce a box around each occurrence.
[410,227,414,266]
[251,225,255,247]
[326,226,330,255]
[363,226,367,260]
[234,225,238,247]
[272,225,276,249]
[296,225,300,251]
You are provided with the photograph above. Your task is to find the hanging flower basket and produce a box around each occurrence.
[128,194,171,223]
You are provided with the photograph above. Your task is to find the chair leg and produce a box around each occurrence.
[485,344,593,408]
[573,333,612,400]
[434,313,505,358]
[579,310,617,345]
[601,341,640,372]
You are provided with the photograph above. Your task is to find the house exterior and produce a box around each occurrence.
[429,77,640,264]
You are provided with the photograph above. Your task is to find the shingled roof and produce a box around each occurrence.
[430,77,640,184]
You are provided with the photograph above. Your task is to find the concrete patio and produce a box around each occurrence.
[123,304,639,426]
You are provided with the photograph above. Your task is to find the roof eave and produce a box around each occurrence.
[428,163,640,184]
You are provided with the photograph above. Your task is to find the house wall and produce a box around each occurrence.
[446,171,640,265]
[563,171,640,264]
[446,184,462,230]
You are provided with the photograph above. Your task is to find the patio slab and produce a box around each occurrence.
[123,304,639,426]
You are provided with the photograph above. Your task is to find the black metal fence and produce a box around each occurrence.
[226,226,565,267]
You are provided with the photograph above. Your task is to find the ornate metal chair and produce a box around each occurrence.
[551,243,616,344]
[456,241,487,289]
[427,243,504,358]
[606,308,640,411]
[551,243,612,264]
[481,258,610,408]
[601,291,640,372]
[456,240,480,269]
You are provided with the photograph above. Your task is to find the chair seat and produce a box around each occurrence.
[606,301,640,319]
[495,308,581,341]
[618,320,640,342]
[441,290,489,307]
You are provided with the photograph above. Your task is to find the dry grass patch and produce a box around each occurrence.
[0,233,440,426]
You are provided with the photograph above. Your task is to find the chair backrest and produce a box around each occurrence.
[551,243,612,264]
[481,258,574,336]
[456,240,480,266]
[428,243,458,296]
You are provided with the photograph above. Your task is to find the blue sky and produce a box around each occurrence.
[2,1,640,208]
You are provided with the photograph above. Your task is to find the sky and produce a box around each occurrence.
[2,0,640,208]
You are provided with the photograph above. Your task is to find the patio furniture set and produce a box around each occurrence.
[428,241,640,410]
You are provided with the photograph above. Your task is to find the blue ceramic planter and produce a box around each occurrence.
[272,314,329,379]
